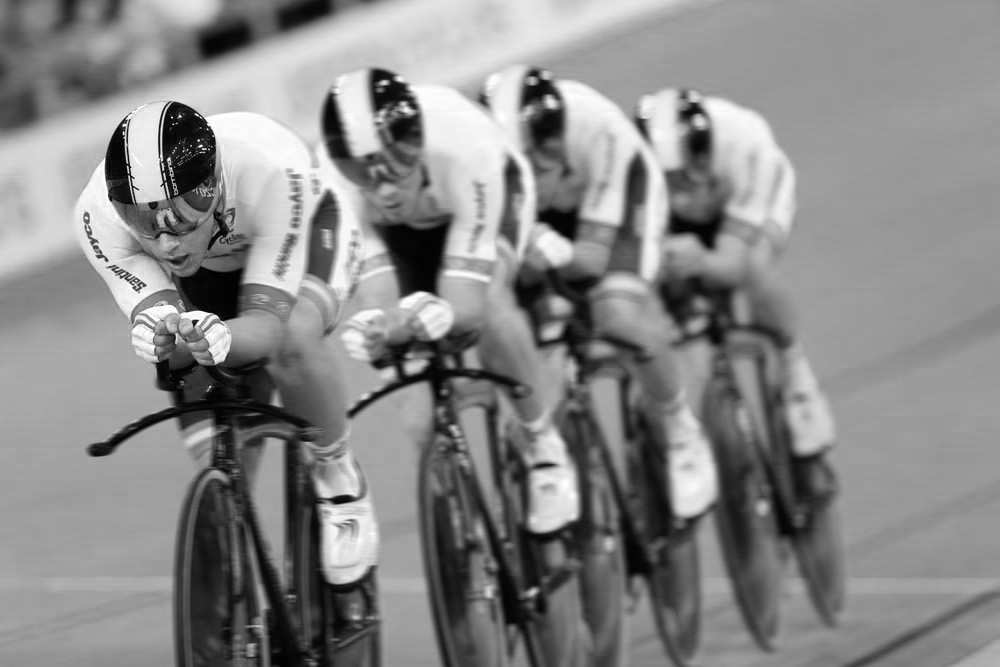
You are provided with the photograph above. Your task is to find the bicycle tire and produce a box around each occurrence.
[296,496,382,667]
[793,496,846,627]
[174,467,253,667]
[702,379,785,652]
[558,408,627,667]
[776,422,846,627]
[626,405,703,667]
[501,430,592,667]
[763,358,847,628]
[419,433,508,667]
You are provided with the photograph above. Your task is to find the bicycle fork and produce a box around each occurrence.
[217,424,317,667]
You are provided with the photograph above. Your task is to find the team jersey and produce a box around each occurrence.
[75,111,352,324]
[666,96,796,241]
[534,80,666,229]
[319,85,534,287]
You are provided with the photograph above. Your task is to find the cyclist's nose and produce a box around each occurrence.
[374,180,399,201]
[156,232,181,254]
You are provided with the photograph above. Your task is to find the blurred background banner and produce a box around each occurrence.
[0,0,698,283]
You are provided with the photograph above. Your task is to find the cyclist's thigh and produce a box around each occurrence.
[589,272,659,343]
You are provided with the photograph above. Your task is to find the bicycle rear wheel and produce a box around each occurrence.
[419,434,507,667]
[296,496,382,666]
[626,404,702,667]
[558,408,627,667]
[174,468,258,666]
[702,379,785,652]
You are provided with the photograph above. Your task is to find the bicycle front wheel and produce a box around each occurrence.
[419,434,507,667]
[702,379,785,652]
[174,468,255,667]
[627,405,702,667]
[559,408,627,667]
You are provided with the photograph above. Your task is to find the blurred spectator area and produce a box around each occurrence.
[0,0,373,132]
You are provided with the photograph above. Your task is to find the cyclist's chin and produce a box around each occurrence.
[163,255,200,277]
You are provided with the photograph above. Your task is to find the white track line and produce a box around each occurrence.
[948,638,1000,667]
[1,576,998,596]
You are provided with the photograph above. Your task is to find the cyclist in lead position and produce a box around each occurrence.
[478,66,719,520]
[73,101,379,586]
[318,68,581,537]
[633,87,836,484]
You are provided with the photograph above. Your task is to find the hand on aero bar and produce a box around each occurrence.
[663,233,707,280]
[524,222,574,272]
[340,292,455,363]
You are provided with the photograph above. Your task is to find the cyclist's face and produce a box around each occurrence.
[335,152,423,222]
[115,175,223,276]
[528,137,567,174]
[136,214,216,277]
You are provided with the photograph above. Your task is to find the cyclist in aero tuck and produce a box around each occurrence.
[634,87,836,497]
[73,100,379,586]
[478,65,719,520]
[319,68,581,537]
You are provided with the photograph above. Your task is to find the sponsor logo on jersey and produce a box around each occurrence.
[218,232,248,246]
[321,228,335,251]
[272,232,299,280]
[242,292,293,317]
[82,211,108,262]
[473,180,487,220]
[105,264,147,293]
[287,168,304,230]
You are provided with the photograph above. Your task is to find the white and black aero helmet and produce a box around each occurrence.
[104,101,223,238]
[634,88,713,171]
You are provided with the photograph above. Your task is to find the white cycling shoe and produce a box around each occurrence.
[784,385,836,457]
[665,411,719,520]
[312,452,380,586]
[525,425,580,536]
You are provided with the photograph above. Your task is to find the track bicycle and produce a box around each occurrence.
[348,332,591,667]
[532,273,704,667]
[87,360,381,667]
[664,279,846,651]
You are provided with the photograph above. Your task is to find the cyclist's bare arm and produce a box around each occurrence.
[703,137,790,286]
[564,129,634,282]
[350,219,413,344]
[224,166,313,366]
[74,197,199,366]
[437,152,504,332]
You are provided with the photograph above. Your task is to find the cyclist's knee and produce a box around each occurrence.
[743,241,787,301]
[590,273,662,343]
[274,302,325,371]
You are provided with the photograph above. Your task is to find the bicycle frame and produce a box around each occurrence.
[669,284,804,535]
[348,341,579,631]
[539,305,698,580]
[87,362,324,667]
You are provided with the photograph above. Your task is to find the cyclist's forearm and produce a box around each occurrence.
[438,275,488,333]
[221,312,284,366]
